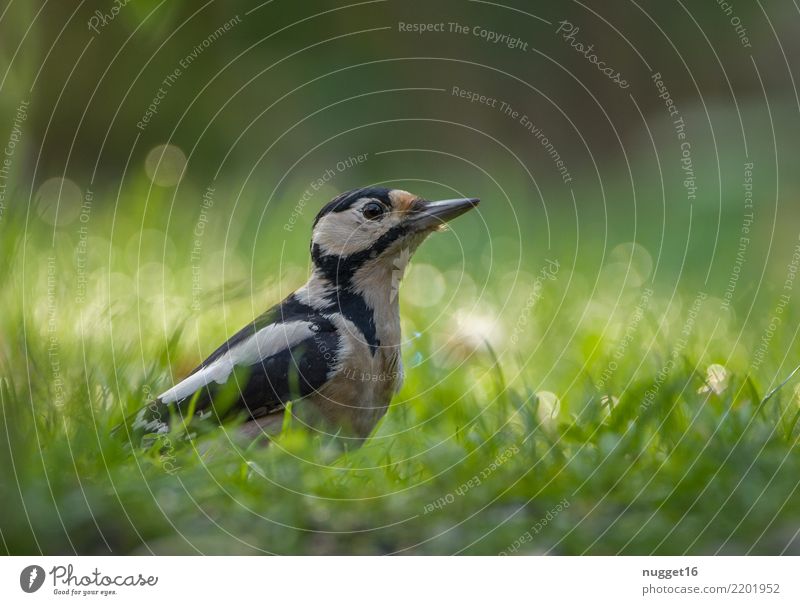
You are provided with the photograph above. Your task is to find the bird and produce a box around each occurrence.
[125,187,479,447]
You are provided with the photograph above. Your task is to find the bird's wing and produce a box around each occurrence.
[158,320,319,402]
[131,300,340,436]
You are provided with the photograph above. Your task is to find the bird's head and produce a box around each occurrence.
[309,187,479,287]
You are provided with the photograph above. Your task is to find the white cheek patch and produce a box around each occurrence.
[313,213,372,257]
[313,210,401,257]
[158,321,314,403]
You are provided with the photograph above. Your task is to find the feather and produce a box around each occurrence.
[158,321,315,403]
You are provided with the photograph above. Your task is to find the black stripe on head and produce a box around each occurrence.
[311,222,410,285]
[310,224,410,354]
[312,186,393,227]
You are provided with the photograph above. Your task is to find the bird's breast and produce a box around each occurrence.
[302,313,402,438]
[335,314,403,398]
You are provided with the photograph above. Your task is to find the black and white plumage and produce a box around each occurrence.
[128,187,479,445]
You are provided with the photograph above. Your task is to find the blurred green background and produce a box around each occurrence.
[2,0,799,295]
[1,0,800,555]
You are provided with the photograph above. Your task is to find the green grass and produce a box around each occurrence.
[1,181,799,555]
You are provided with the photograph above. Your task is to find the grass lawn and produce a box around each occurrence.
[1,181,799,555]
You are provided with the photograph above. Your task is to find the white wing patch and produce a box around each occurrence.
[158,321,315,404]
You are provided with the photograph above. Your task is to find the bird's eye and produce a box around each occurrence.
[362,201,385,220]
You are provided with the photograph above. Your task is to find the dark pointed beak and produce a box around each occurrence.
[408,197,480,230]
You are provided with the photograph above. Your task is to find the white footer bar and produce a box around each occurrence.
[1,556,796,604]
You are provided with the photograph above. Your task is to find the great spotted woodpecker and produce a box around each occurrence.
[129,187,479,445]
